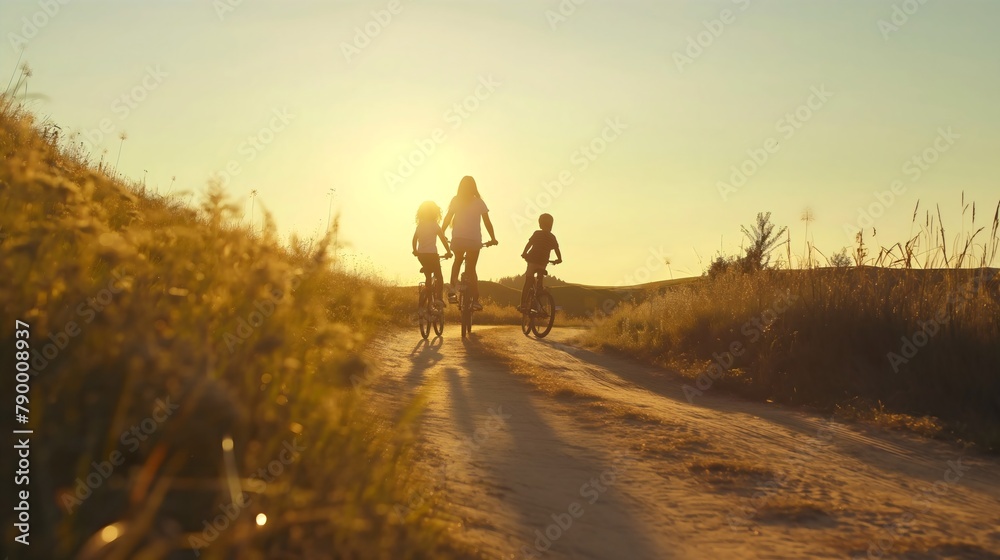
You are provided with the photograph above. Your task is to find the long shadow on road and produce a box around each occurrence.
[442,331,668,560]
[404,336,444,390]
[527,332,1000,501]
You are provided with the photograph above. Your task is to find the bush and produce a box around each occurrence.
[705,212,788,278]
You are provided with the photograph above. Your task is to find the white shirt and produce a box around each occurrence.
[449,197,489,242]
[415,222,442,254]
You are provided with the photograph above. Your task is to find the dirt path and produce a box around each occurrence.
[367,326,1000,560]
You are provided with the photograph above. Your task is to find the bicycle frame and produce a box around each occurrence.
[533,272,546,300]
[521,260,558,338]
[455,241,496,338]
[524,272,547,315]
[416,254,450,339]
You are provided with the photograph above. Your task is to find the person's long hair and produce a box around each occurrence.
[452,175,482,212]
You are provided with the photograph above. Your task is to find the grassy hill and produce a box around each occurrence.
[551,277,703,318]
[586,262,1000,450]
[0,98,461,558]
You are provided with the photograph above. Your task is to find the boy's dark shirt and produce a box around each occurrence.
[526,230,559,264]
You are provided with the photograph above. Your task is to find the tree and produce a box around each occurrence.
[740,212,788,272]
[496,273,567,288]
[704,212,788,278]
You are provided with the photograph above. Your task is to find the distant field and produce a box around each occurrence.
[392,276,703,319]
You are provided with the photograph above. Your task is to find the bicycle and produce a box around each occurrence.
[521,260,559,338]
[453,241,497,339]
[416,253,451,339]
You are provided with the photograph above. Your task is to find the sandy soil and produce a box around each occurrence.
[366,326,1000,560]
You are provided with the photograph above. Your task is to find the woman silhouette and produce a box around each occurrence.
[441,176,498,309]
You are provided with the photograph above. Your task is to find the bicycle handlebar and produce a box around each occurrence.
[414,242,495,262]
[520,256,561,265]
[414,252,453,260]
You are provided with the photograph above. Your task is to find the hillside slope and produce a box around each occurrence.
[587,264,1000,449]
[393,276,704,319]
[0,100,461,559]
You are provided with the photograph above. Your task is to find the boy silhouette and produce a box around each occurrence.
[519,213,562,312]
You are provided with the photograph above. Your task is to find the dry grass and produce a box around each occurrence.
[0,95,468,559]
[475,334,590,399]
[686,459,774,484]
[834,398,945,439]
[586,207,1000,451]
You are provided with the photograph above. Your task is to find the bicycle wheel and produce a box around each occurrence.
[431,280,445,336]
[418,291,431,340]
[459,291,470,338]
[531,291,556,338]
[461,305,471,338]
[433,304,445,336]
[521,290,533,335]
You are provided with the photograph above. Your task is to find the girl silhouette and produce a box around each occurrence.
[412,200,452,306]
[441,176,497,309]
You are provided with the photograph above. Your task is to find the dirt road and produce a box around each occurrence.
[367,326,1000,560]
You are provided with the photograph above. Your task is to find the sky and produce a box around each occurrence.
[4,0,999,286]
